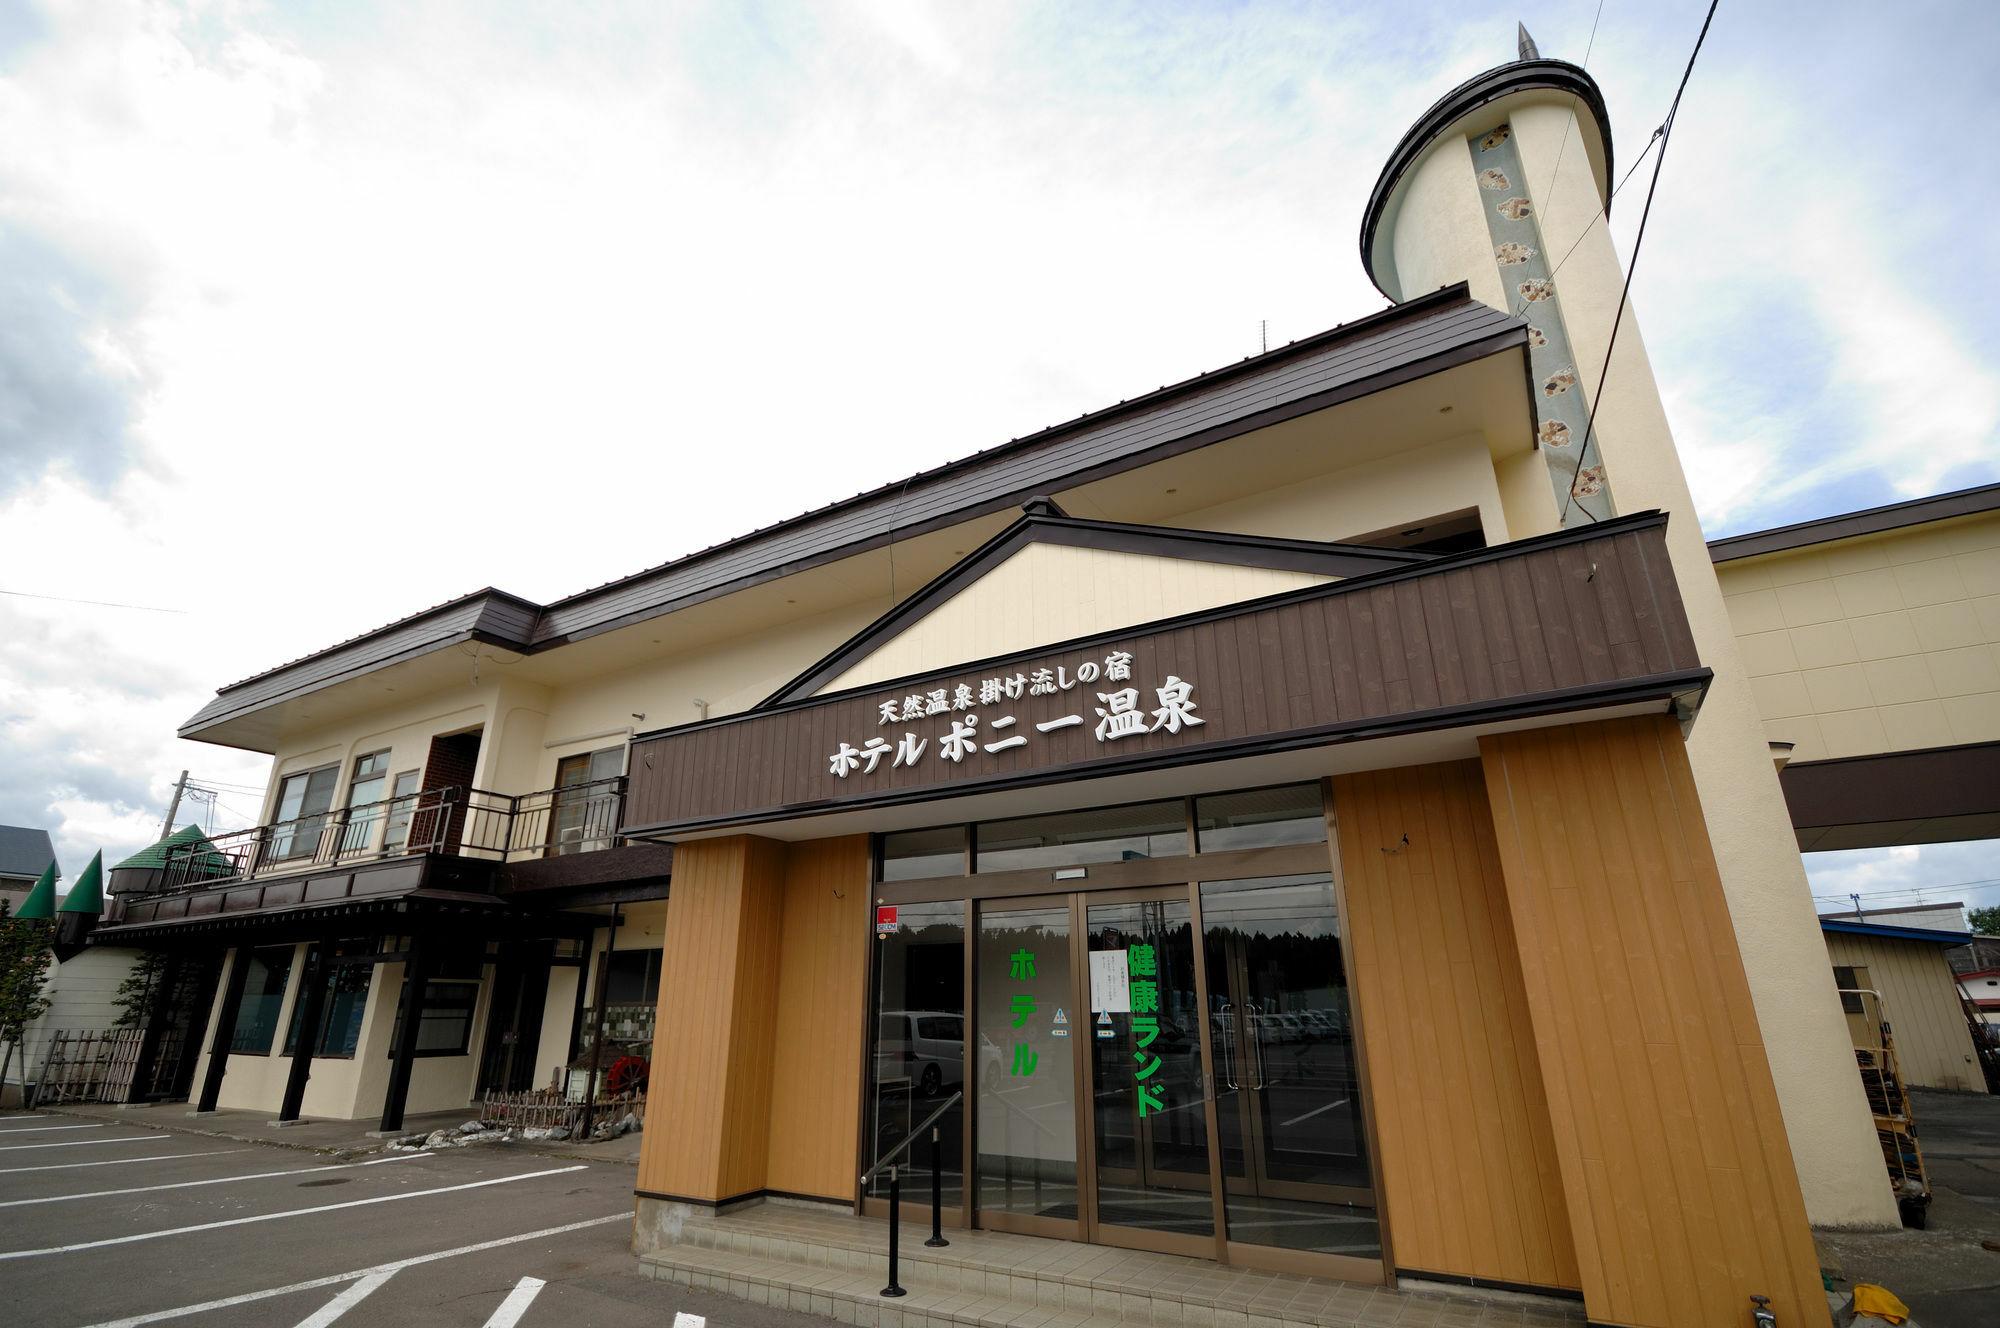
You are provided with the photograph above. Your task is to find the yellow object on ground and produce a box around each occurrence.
[1851,1284,1910,1324]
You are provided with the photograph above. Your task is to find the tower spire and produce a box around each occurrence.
[1517,22,1540,61]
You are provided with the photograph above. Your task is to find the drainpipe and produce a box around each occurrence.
[579,906,622,1138]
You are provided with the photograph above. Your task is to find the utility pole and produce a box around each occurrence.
[160,771,189,839]
[1851,892,1864,923]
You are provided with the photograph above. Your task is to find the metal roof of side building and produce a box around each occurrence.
[0,825,59,883]
[1707,481,2000,563]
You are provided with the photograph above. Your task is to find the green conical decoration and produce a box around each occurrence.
[57,851,104,916]
[16,862,58,920]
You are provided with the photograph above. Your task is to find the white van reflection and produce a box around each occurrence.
[876,1011,965,1097]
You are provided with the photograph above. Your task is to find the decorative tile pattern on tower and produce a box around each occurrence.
[1472,122,1615,525]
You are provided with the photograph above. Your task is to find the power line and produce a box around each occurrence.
[1559,0,1722,524]
[0,588,188,615]
[1537,0,1608,211]
[1546,125,1665,282]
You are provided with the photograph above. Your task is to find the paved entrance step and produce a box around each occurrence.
[637,1203,1585,1328]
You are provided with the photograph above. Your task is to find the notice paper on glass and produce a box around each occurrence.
[1089,949,1131,1013]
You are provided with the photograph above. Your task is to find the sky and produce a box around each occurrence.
[2,1,1996,917]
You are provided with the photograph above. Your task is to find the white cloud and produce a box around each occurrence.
[0,3,1995,882]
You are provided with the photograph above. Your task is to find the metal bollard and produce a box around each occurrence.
[881,1164,907,1297]
[925,1124,949,1248]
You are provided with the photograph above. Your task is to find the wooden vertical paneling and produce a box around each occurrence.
[1334,761,1581,1292]
[1479,717,1831,1328]
[764,835,874,1198]
[635,834,788,1203]
[1823,931,1986,1094]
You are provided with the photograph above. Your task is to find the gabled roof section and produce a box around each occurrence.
[179,588,542,738]
[111,824,227,873]
[0,825,58,882]
[761,500,1432,705]
[180,284,1527,744]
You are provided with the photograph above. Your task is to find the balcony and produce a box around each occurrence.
[158,777,626,891]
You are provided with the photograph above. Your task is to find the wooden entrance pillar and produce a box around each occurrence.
[194,947,253,1113]
[1477,716,1831,1328]
[634,835,789,1205]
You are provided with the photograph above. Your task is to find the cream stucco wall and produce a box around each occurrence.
[1718,512,2000,761]
[1365,90,1899,1226]
[15,948,140,1079]
[1176,432,1519,546]
[189,942,494,1121]
[821,543,1332,695]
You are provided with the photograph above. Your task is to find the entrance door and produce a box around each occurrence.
[1083,889,1218,1257]
[962,875,1380,1274]
[1200,874,1380,1266]
[478,944,551,1094]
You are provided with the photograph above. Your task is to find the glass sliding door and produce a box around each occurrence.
[868,900,966,1215]
[974,900,1079,1236]
[1200,873,1380,1268]
[1084,890,1218,1257]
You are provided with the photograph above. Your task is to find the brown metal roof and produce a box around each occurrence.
[181,285,1527,741]
[1707,481,2000,563]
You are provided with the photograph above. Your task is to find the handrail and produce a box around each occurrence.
[860,1090,961,1183]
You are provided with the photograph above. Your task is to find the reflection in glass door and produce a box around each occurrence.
[1201,874,1380,1262]
[1085,893,1217,1256]
[975,901,1079,1236]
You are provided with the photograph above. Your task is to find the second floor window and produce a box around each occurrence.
[339,751,392,855]
[270,766,337,861]
[550,746,623,854]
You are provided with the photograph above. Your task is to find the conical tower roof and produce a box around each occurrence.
[58,850,104,915]
[16,861,57,920]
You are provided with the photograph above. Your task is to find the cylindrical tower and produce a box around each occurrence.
[1359,34,1900,1230]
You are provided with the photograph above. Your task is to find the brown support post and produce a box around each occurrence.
[195,947,252,1113]
[278,945,329,1122]
[379,937,433,1133]
[579,907,621,1138]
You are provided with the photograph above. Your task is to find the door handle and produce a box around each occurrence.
[1218,1002,1238,1091]
[1253,1020,1269,1091]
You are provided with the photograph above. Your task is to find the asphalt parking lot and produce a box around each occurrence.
[0,1112,808,1328]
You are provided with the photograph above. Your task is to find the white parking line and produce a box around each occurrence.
[73,1213,628,1328]
[0,1150,248,1176]
[0,1123,103,1134]
[480,1276,547,1328]
[1278,1097,1349,1128]
[673,1313,708,1328]
[291,1271,396,1328]
[0,1135,161,1153]
[0,1152,418,1208]
[0,1163,589,1261]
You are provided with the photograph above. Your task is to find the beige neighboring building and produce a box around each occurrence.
[1820,914,1986,1094]
[1710,483,2000,850]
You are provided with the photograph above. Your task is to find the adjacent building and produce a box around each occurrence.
[66,35,1949,1328]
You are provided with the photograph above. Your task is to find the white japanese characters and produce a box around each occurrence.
[827,649,1202,779]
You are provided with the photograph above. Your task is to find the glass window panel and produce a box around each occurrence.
[383,771,422,850]
[880,826,965,882]
[282,949,375,1058]
[606,948,662,1004]
[1195,784,1327,853]
[389,979,482,1056]
[975,801,1187,872]
[975,903,1075,1221]
[1086,896,1213,1237]
[229,946,296,1054]
[271,767,337,861]
[869,900,965,1206]
[1200,873,1379,1259]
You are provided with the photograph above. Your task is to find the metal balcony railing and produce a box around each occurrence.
[157,776,626,891]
